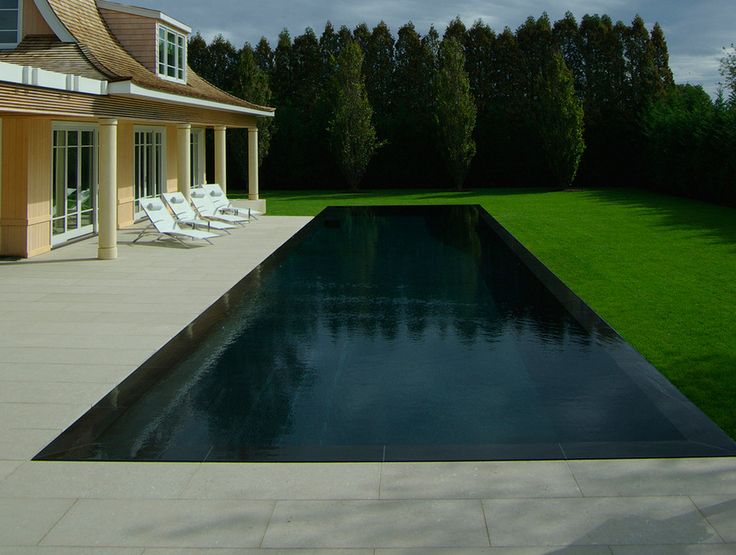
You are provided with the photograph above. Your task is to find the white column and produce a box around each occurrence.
[248,127,259,201]
[214,125,227,193]
[177,123,191,200]
[98,118,118,260]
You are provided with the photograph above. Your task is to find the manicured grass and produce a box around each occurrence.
[254,188,736,439]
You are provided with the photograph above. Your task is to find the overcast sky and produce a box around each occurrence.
[141,0,735,96]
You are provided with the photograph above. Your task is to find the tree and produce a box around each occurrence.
[534,52,585,187]
[254,37,274,74]
[328,41,382,190]
[721,44,736,105]
[434,38,477,190]
[234,44,274,166]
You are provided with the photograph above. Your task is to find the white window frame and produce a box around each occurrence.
[133,125,167,219]
[0,0,23,50]
[190,127,206,187]
[50,122,99,246]
[156,22,187,83]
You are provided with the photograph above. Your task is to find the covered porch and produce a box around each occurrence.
[0,65,271,260]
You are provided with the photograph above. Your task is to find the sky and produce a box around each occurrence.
[140,0,735,96]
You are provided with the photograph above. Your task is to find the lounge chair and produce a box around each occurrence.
[190,189,249,226]
[134,199,220,246]
[201,184,261,220]
[161,192,237,234]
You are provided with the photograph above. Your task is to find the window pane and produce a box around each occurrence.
[0,11,17,31]
[0,29,16,43]
[80,147,93,211]
[66,144,78,214]
[81,210,93,228]
[67,131,78,147]
[0,1,19,9]
[167,64,176,78]
[158,38,165,66]
[52,146,66,218]
[81,131,93,146]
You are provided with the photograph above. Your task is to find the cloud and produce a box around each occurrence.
[138,0,735,94]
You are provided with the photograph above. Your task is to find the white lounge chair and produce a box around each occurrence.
[134,199,220,246]
[190,189,249,226]
[161,192,237,234]
[202,184,261,220]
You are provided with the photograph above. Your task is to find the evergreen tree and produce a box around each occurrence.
[534,52,585,187]
[272,29,294,102]
[234,44,274,166]
[254,37,274,74]
[651,23,674,87]
[188,33,209,76]
[721,44,736,105]
[392,22,441,186]
[204,35,239,92]
[443,17,467,47]
[353,23,371,53]
[434,38,477,190]
[553,12,584,96]
[328,41,382,190]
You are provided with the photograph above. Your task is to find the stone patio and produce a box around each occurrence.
[0,211,735,554]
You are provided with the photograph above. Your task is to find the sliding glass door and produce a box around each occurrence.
[134,127,165,218]
[51,125,97,246]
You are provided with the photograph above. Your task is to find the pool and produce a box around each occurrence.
[36,205,736,462]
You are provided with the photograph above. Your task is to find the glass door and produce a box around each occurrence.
[134,128,164,218]
[51,127,97,246]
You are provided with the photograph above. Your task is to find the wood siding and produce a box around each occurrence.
[22,0,54,37]
[0,83,257,128]
[0,117,52,257]
[166,125,177,193]
[99,9,157,74]
[117,120,134,227]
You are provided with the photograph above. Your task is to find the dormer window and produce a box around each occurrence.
[157,24,186,82]
[0,0,20,48]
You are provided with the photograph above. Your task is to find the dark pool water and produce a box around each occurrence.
[36,206,736,461]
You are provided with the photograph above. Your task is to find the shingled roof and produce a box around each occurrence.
[0,35,108,80]
[38,0,273,113]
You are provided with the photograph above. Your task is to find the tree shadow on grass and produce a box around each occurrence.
[582,188,736,250]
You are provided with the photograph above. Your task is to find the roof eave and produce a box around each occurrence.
[108,81,276,118]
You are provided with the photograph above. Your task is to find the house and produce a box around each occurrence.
[0,0,273,259]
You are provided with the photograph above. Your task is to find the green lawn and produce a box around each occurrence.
[254,188,736,439]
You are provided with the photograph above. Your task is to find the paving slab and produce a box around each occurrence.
[0,498,75,545]
[482,497,721,546]
[0,362,134,384]
[41,499,275,548]
[0,549,143,555]
[0,402,88,430]
[0,461,21,482]
[377,548,613,554]
[380,462,581,499]
[182,463,381,500]
[692,496,736,542]
[612,545,736,554]
[569,458,736,496]
[143,549,373,555]
[262,500,489,548]
[0,428,61,460]
[0,461,199,499]
[0,381,112,405]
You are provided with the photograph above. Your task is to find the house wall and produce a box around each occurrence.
[23,0,54,37]
[98,9,157,74]
[117,120,135,228]
[0,116,52,258]
[166,124,177,193]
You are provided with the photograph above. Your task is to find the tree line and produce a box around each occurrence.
[189,14,736,205]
